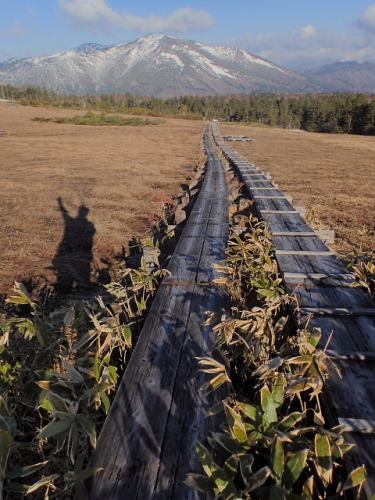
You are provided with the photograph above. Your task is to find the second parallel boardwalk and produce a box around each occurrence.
[212,125,375,498]
[87,126,229,499]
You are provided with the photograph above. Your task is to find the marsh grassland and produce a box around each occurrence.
[220,123,375,256]
[1,105,374,298]
[0,103,204,296]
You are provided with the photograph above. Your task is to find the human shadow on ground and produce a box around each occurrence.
[51,197,96,295]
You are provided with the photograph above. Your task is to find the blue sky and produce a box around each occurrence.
[1,0,375,69]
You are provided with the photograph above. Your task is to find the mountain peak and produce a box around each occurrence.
[72,43,110,54]
[0,34,319,97]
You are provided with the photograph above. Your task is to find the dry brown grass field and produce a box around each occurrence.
[0,102,204,297]
[1,104,374,299]
[220,123,375,256]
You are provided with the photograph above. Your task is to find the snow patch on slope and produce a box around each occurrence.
[239,50,288,74]
[156,52,184,68]
[179,47,237,79]
[201,44,288,74]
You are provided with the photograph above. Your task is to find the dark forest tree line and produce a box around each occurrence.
[1,83,375,135]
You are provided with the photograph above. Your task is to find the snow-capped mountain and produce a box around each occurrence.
[0,34,321,97]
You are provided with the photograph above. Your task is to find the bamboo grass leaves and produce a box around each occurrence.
[189,224,368,499]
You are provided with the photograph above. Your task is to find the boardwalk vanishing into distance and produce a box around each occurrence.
[212,124,375,498]
[88,122,375,499]
[87,125,229,499]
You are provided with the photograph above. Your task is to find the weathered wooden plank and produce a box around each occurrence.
[253,196,286,199]
[250,187,280,190]
[88,283,195,498]
[242,173,267,177]
[276,250,335,256]
[290,298,375,356]
[274,234,329,251]
[88,124,230,499]
[197,237,228,283]
[88,284,228,500]
[164,235,206,283]
[150,284,229,499]
[320,353,375,413]
[276,252,350,276]
[266,213,312,232]
[315,228,335,244]
[213,125,375,495]
[256,197,297,211]
[245,179,274,187]
[283,272,354,280]
[339,418,375,433]
[261,210,299,214]
[164,235,228,284]
[288,278,371,309]
[272,231,315,236]
[301,318,375,495]
[300,307,375,316]
[328,351,375,360]
[181,221,209,238]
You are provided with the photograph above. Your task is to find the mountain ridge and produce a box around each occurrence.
[303,61,375,93]
[0,33,324,97]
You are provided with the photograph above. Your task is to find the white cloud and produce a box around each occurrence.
[295,25,317,38]
[232,25,375,70]
[10,21,24,38]
[357,4,375,34]
[122,8,214,32]
[59,0,214,33]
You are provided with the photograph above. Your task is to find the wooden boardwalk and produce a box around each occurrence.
[87,126,229,499]
[212,125,375,497]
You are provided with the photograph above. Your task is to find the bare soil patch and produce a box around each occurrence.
[220,123,375,255]
[0,103,204,297]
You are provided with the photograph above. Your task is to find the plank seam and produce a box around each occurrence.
[299,308,375,316]
[276,250,334,256]
[261,210,299,214]
[283,272,355,280]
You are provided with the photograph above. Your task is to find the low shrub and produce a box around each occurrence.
[188,221,368,499]
[32,112,166,126]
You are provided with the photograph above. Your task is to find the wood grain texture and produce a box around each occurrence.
[301,308,375,316]
[87,125,229,499]
[212,124,375,498]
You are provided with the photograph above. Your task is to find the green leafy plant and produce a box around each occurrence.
[188,221,368,499]
[351,259,375,300]
[0,280,136,498]
[192,338,362,499]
